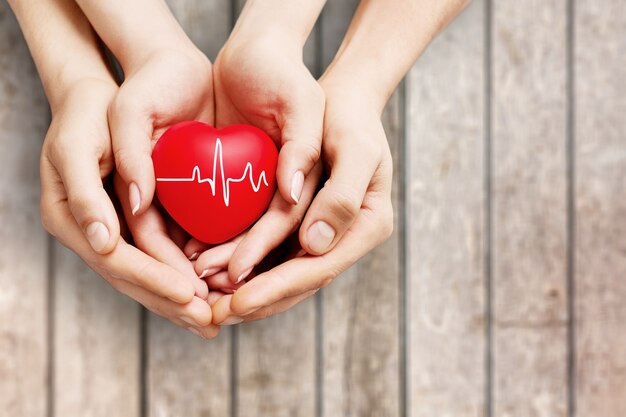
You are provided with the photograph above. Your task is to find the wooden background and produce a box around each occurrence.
[1,0,625,416]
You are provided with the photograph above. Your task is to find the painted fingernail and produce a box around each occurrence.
[188,328,205,339]
[306,221,336,254]
[85,222,110,253]
[221,316,244,325]
[188,252,199,261]
[290,170,304,204]
[199,268,220,279]
[236,267,253,284]
[129,182,141,215]
[178,316,197,326]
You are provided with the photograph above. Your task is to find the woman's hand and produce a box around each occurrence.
[40,79,218,338]
[194,84,394,325]
[185,30,325,285]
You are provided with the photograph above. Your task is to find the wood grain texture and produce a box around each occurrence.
[0,5,49,417]
[318,1,402,416]
[575,1,626,416]
[407,2,486,416]
[147,3,232,417]
[53,245,141,417]
[492,1,568,415]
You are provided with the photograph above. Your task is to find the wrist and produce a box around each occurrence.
[231,0,325,49]
[320,72,388,117]
[49,76,117,116]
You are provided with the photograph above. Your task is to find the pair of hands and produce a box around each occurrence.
[41,28,393,338]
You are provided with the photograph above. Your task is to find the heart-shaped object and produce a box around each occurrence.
[152,121,278,244]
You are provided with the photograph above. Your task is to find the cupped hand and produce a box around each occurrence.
[194,84,395,325]
[109,47,214,216]
[187,32,325,285]
[40,78,218,339]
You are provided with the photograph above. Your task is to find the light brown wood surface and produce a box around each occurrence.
[2,0,626,416]
[492,0,569,415]
[575,1,626,416]
[407,1,486,415]
[0,4,50,417]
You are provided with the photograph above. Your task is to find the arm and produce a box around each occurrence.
[322,0,470,112]
[8,0,216,337]
[204,0,471,324]
[188,0,328,290]
[8,0,112,112]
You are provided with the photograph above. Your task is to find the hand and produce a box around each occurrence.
[108,46,216,303]
[187,31,325,284]
[194,84,394,324]
[40,78,218,338]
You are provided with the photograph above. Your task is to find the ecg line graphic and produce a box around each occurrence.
[156,138,269,207]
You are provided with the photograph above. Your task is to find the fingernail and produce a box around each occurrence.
[199,268,219,279]
[290,171,304,204]
[188,328,205,339]
[306,221,336,254]
[236,267,253,284]
[178,316,197,326]
[221,316,244,325]
[85,221,110,252]
[129,182,141,215]
[188,252,199,261]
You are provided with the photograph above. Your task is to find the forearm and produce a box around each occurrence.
[74,0,196,72]
[230,0,327,47]
[322,0,470,112]
[8,0,113,112]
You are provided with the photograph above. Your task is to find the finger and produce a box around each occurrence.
[207,290,226,306]
[212,289,318,325]
[46,141,120,256]
[204,271,246,294]
[108,90,156,216]
[165,217,190,250]
[231,202,388,316]
[275,81,325,205]
[115,174,209,300]
[183,238,212,261]
[299,140,380,255]
[242,289,318,322]
[110,278,213,327]
[227,162,321,283]
[194,234,245,278]
[40,177,196,304]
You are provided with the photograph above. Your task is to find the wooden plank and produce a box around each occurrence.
[0,5,50,417]
[575,1,626,416]
[318,1,403,416]
[53,245,141,417]
[146,2,233,417]
[230,3,318,417]
[407,1,486,415]
[491,1,569,415]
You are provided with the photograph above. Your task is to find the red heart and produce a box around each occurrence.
[152,121,278,244]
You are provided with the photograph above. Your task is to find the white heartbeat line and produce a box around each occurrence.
[156,138,269,207]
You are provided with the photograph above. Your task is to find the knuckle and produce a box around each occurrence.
[67,194,96,222]
[326,188,361,223]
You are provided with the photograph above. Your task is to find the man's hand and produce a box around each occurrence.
[40,79,218,338]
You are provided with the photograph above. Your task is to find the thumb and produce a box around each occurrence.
[108,93,156,216]
[276,84,325,205]
[54,152,120,255]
